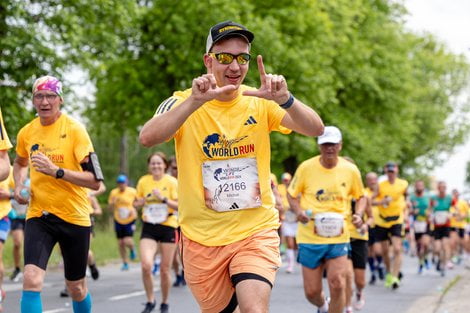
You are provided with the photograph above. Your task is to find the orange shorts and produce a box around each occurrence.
[181,229,281,313]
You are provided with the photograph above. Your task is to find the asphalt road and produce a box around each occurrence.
[3,253,467,312]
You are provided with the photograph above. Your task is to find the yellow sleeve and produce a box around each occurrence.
[15,127,28,159]
[267,100,291,134]
[0,109,12,151]
[72,123,94,163]
[350,167,365,199]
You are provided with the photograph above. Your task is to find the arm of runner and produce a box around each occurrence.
[287,192,309,224]
[242,55,324,137]
[0,151,9,181]
[140,74,237,147]
[30,152,101,190]
[13,155,29,204]
[352,196,367,228]
[151,188,178,211]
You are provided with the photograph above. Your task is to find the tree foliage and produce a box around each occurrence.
[1,0,469,183]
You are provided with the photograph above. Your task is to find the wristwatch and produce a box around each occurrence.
[55,168,65,179]
[162,197,168,204]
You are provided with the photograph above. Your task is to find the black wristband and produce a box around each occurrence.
[280,93,295,109]
[162,197,168,204]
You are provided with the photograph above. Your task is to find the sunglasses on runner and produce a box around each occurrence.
[209,52,251,65]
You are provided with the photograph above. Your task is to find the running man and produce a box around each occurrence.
[108,174,137,271]
[13,75,103,313]
[139,20,324,313]
[410,180,432,274]
[374,162,409,289]
[288,126,366,313]
[0,108,11,181]
[430,181,452,276]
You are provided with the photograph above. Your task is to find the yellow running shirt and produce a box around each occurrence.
[108,186,138,225]
[0,167,14,218]
[16,114,94,226]
[156,86,290,246]
[375,178,408,228]
[0,109,12,151]
[288,156,364,245]
[365,187,380,228]
[450,199,468,229]
[136,174,178,229]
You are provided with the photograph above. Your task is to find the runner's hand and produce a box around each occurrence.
[297,211,310,224]
[191,74,237,105]
[31,152,59,177]
[352,213,363,228]
[242,55,290,105]
[13,186,28,205]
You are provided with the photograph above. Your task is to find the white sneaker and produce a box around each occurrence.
[353,291,365,310]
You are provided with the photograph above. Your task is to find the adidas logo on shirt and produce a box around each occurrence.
[244,116,257,125]
[229,202,240,210]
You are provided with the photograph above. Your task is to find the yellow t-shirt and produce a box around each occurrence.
[0,167,14,218]
[0,109,12,151]
[16,114,94,226]
[108,186,137,225]
[375,178,408,228]
[136,174,178,228]
[364,187,380,228]
[156,86,290,246]
[450,199,468,229]
[278,184,290,209]
[288,156,365,244]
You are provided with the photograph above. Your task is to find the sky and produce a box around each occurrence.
[404,0,470,193]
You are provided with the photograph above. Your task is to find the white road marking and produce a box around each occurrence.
[109,290,146,301]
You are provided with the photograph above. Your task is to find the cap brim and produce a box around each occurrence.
[318,138,341,145]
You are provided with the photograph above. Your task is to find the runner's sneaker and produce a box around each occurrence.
[424,258,430,269]
[130,248,136,261]
[384,273,393,288]
[353,291,365,310]
[317,296,330,313]
[286,264,294,274]
[121,263,130,271]
[369,273,376,285]
[10,268,22,282]
[160,303,169,313]
[142,301,156,313]
[345,306,353,313]
[60,288,69,297]
[391,276,400,290]
[89,264,99,280]
[447,261,454,270]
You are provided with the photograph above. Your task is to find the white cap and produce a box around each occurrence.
[317,126,342,144]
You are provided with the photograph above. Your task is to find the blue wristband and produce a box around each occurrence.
[280,93,294,109]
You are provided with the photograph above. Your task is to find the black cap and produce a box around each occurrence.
[206,21,254,53]
[385,162,397,172]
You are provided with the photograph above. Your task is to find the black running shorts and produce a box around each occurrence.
[24,213,91,281]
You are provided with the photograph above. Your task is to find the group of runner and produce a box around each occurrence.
[0,19,469,313]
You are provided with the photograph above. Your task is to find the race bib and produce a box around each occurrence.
[143,203,168,224]
[118,207,131,220]
[284,210,297,223]
[414,220,427,234]
[434,211,449,226]
[314,212,344,238]
[11,199,28,216]
[202,158,261,212]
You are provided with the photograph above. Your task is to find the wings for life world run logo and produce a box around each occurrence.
[202,133,255,159]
